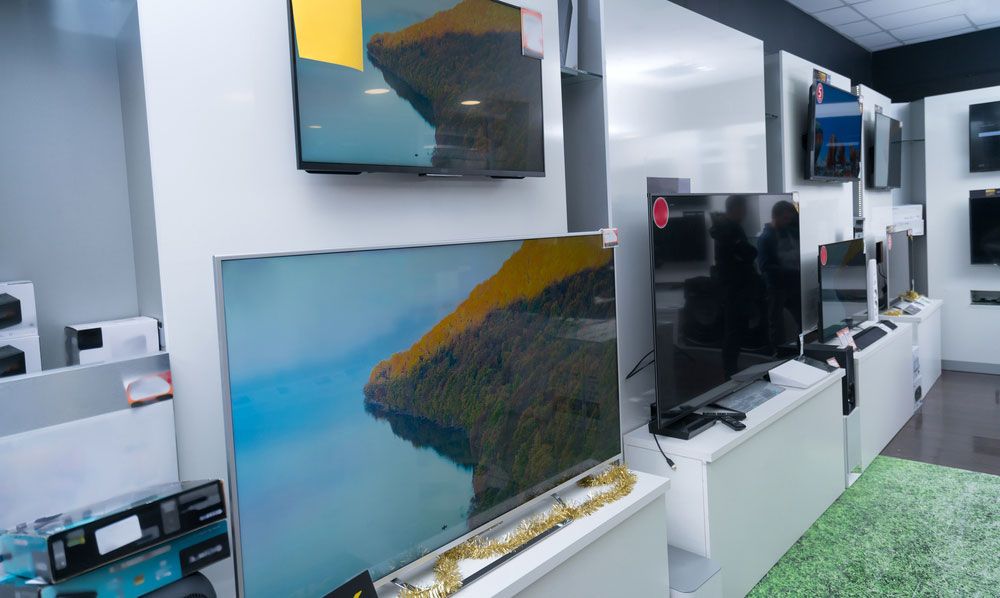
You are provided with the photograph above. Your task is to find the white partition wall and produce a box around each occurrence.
[924,85,1000,372]
[603,0,768,432]
[765,51,855,335]
[134,1,570,593]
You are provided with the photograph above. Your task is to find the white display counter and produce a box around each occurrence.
[884,298,944,395]
[384,471,671,598]
[849,323,916,474]
[623,370,845,598]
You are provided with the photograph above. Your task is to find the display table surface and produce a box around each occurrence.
[381,471,671,598]
[624,370,845,598]
[844,322,915,473]
[884,298,943,394]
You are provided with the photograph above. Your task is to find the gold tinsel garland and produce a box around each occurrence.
[398,464,637,598]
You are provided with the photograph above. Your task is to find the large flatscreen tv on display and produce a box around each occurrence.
[647,194,801,433]
[970,194,1000,264]
[817,239,868,342]
[805,82,862,182]
[870,112,902,190]
[288,0,545,177]
[886,230,912,304]
[215,234,619,597]
[970,100,1000,172]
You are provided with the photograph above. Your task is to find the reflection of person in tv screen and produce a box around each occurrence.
[711,196,764,377]
[757,201,801,353]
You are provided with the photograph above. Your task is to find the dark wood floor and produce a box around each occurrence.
[883,370,1000,476]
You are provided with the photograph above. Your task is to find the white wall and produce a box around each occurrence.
[603,0,768,433]
[117,5,163,324]
[924,86,1000,371]
[135,0,568,592]
[766,51,855,334]
[0,0,141,369]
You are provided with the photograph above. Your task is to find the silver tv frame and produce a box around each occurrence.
[213,231,623,597]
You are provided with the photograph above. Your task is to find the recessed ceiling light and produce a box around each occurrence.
[365,88,391,95]
[461,100,481,106]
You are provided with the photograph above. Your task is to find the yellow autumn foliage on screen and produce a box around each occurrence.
[369,237,612,384]
[369,0,518,51]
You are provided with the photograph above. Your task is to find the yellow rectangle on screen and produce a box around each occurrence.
[291,0,364,71]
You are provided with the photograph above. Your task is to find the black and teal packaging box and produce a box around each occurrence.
[0,480,225,583]
[0,519,230,598]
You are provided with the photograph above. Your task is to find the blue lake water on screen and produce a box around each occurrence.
[223,240,521,598]
[296,1,459,167]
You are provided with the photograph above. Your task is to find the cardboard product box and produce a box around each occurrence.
[1,480,225,584]
[0,335,41,378]
[0,281,37,340]
[0,520,229,598]
[66,317,159,366]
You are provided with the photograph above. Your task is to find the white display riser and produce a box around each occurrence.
[884,298,944,397]
[848,323,916,473]
[624,371,845,598]
[384,472,671,598]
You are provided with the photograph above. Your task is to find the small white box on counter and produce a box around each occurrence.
[66,317,159,366]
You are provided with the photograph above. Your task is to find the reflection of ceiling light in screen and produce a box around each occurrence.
[461,100,481,106]
[364,88,390,95]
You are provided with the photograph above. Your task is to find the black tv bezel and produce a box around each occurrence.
[805,81,862,183]
[868,112,902,190]
[816,238,868,343]
[886,230,913,303]
[645,192,798,431]
[286,0,547,179]
[969,195,1000,265]
[969,100,1000,174]
[875,240,888,312]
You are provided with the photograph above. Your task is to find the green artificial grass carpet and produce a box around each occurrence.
[749,456,1000,597]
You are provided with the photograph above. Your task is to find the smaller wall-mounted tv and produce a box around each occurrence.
[817,239,867,342]
[805,82,862,182]
[869,112,902,190]
[970,101,1000,173]
[970,193,1000,264]
[289,0,545,178]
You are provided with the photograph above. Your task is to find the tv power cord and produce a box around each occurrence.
[647,418,677,471]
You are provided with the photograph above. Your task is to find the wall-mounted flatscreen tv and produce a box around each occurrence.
[970,193,1000,264]
[216,234,619,597]
[870,112,902,190]
[805,82,862,182]
[970,101,1000,173]
[289,0,545,177]
[647,194,801,431]
[817,239,867,342]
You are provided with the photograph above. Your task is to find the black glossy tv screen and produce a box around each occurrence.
[970,196,1000,264]
[970,101,1000,173]
[289,0,545,177]
[871,112,902,190]
[818,239,867,341]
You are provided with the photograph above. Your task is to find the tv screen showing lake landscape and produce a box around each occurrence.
[218,235,619,597]
[290,0,545,176]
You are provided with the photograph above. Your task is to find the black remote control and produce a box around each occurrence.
[718,416,747,431]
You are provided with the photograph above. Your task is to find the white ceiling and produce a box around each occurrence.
[785,0,1000,50]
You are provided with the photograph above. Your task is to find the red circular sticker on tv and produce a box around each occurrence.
[820,245,828,266]
[816,82,825,104]
[653,197,670,229]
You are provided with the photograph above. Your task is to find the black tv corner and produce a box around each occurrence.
[803,344,856,415]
